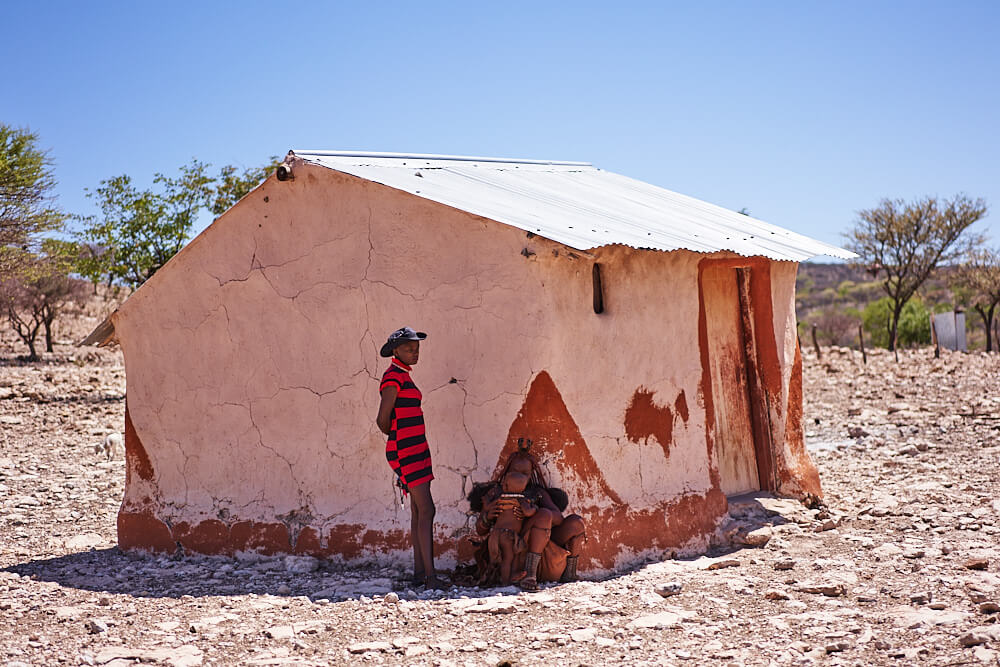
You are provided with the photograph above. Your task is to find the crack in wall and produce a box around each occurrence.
[277,369,366,399]
[134,179,563,540]
[450,379,478,472]
[247,399,300,501]
[207,234,357,289]
[204,238,259,288]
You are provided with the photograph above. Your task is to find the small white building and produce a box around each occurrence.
[89,151,853,572]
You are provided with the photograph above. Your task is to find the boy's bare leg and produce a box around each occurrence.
[410,483,447,588]
[409,495,424,583]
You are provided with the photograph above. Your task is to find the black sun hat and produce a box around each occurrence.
[380,327,428,357]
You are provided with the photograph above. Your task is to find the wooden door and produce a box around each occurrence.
[702,265,760,496]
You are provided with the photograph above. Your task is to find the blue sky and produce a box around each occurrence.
[5,1,999,257]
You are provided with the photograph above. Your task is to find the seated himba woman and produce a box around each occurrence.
[484,469,537,585]
[472,439,587,590]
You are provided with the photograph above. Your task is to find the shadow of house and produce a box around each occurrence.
[83,151,854,575]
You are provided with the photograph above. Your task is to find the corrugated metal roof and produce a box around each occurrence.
[292,150,856,262]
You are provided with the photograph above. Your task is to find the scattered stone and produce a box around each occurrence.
[628,609,696,629]
[909,591,931,604]
[895,607,969,628]
[964,558,990,571]
[764,589,790,600]
[94,646,203,667]
[569,628,598,642]
[384,591,400,604]
[654,582,682,597]
[741,527,772,546]
[85,619,108,634]
[973,647,997,663]
[283,556,319,574]
[773,559,796,571]
[53,606,84,619]
[391,636,420,649]
[980,602,1000,614]
[794,583,846,597]
[263,625,295,639]
[813,519,838,532]
[589,605,617,615]
[65,533,105,550]
[348,641,393,654]
[706,559,740,571]
[466,599,517,615]
[960,632,989,647]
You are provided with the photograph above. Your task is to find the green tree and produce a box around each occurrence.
[211,156,280,216]
[845,195,987,352]
[862,296,931,349]
[76,160,214,288]
[952,247,1000,352]
[0,125,64,277]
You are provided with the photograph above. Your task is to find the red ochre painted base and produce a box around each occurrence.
[118,490,725,570]
[117,364,758,569]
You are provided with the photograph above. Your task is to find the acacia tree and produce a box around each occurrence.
[845,195,987,352]
[76,161,214,288]
[0,239,88,359]
[0,125,64,277]
[211,157,280,216]
[952,247,1000,352]
[76,157,277,290]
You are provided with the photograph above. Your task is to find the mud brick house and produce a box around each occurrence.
[86,150,854,572]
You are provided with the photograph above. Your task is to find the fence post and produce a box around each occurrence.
[811,324,822,360]
[931,317,940,359]
[858,323,867,365]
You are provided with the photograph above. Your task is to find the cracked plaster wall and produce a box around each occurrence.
[112,164,816,570]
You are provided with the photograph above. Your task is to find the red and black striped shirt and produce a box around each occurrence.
[380,358,433,489]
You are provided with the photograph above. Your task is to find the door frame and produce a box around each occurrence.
[698,258,778,494]
[734,267,777,493]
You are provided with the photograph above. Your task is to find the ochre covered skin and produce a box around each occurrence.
[113,163,820,571]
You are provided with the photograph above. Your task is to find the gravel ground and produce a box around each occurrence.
[1,329,998,666]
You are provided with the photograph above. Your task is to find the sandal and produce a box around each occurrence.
[518,576,539,592]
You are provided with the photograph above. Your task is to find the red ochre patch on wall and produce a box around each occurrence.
[624,388,689,459]
[118,511,458,560]
[577,488,726,569]
[695,255,799,494]
[495,371,725,569]
[777,342,822,497]
[124,405,154,482]
[494,371,623,505]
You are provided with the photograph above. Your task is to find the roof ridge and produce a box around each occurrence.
[291,150,591,167]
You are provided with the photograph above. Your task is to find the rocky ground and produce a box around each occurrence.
[1,308,999,665]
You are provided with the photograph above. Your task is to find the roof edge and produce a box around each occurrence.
[291,150,590,167]
[79,315,116,347]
